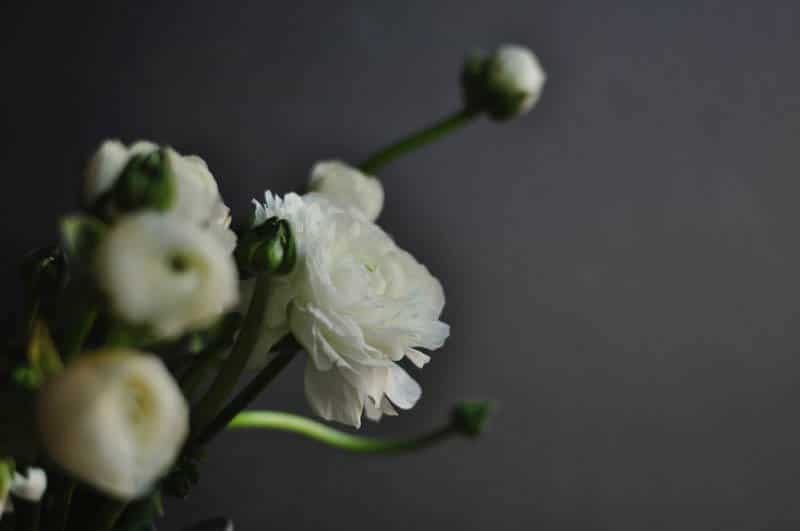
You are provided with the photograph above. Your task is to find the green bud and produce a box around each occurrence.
[235,217,296,276]
[451,401,492,437]
[112,148,175,212]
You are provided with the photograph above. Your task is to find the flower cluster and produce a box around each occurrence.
[0,43,541,530]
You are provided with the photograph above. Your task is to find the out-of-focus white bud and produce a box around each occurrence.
[95,212,239,339]
[38,349,188,500]
[307,161,384,221]
[10,468,47,502]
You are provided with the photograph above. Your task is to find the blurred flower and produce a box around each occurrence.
[84,140,236,252]
[306,161,384,221]
[248,192,448,427]
[95,212,239,339]
[462,44,546,120]
[38,349,188,500]
[0,464,47,518]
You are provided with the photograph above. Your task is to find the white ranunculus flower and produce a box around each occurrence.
[84,140,236,252]
[38,349,188,500]
[306,161,384,221]
[247,192,449,427]
[95,212,239,339]
[485,45,546,117]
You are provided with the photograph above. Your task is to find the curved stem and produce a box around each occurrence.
[191,348,298,447]
[228,410,455,454]
[190,273,270,435]
[360,107,480,174]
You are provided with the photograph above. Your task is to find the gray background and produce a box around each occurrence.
[2,1,800,530]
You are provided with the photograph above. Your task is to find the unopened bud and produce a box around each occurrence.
[112,149,175,212]
[462,44,546,121]
[235,217,296,276]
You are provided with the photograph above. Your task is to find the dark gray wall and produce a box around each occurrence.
[2,1,800,530]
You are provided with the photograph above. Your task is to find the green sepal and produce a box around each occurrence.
[113,149,175,213]
[0,458,13,498]
[60,215,107,271]
[451,401,493,437]
[234,217,296,276]
[20,320,63,386]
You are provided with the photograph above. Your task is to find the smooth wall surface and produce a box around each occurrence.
[2,2,800,530]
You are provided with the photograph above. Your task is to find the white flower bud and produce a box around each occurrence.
[84,140,236,252]
[95,213,239,339]
[463,44,546,120]
[38,349,188,500]
[84,140,157,204]
[10,468,47,502]
[307,161,384,221]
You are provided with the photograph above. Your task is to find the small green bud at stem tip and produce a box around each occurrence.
[234,217,296,276]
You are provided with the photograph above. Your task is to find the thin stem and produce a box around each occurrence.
[228,410,456,454]
[190,273,270,435]
[190,348,297,447]
[18,500,41,531]
[89,498,126,531]
[179,351,221,401]
[51,480,76,531]
[61,305,97,361]
[360,107,480,174]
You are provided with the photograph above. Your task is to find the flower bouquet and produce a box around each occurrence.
[0,45,545,531]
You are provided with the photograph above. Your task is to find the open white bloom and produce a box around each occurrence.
[486,45,546,116]
[248,192,449,427]
[96,212,239,339]
[38,349,188,500]
[0,464,46,518]
[307,161,384,221]
[84,140,236,252]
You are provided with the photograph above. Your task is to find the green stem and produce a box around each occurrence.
[61,305,97,361]
[360,107,480,174]
[51,480,76,531]
[18,500,41,531]
[228,410,456,453]
[190,347,297,447]
[190,273,270,435]
[179,351,222,401]
[89,498,126,531]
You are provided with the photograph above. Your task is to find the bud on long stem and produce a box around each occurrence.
[227,401,492,454]
[360,108,479,174]
[229,410,455,453]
